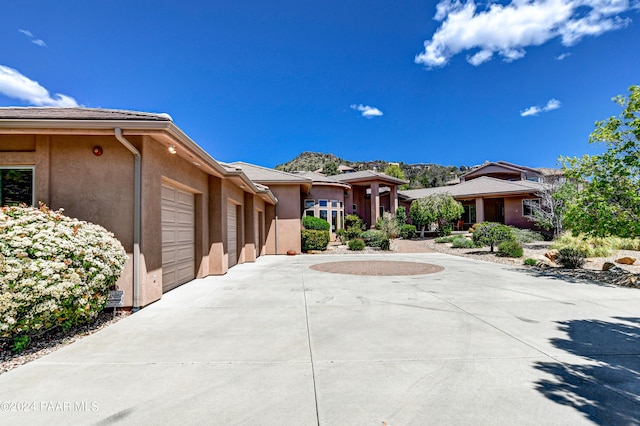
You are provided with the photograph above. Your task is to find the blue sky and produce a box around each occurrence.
[2,0,639,169]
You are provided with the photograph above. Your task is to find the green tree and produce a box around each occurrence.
[409,193,464,237]
[472,222,515,252]
[561,85,640,237]
[384,164,405,180]
[323,161,339,176]
[384,164,410,189]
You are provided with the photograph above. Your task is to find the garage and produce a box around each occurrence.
[228,202,238,267]
[161,183,195,292]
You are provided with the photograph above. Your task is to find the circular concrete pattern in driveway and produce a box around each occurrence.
[309,261,444,276]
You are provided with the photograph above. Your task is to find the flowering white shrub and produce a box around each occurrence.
[0,204,127,346]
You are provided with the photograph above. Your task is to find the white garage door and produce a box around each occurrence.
[161,184,195,292]
[227,203,238,267]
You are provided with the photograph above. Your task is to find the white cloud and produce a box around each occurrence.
[521,98,562,116]
[0,65,78,107]
[18,28,46,47]
[555,52,572,60]
[350,104,384,118]
[416,0,639,68]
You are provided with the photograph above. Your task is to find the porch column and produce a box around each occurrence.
[475,197,484,223]
[370,182,380,228]
[390,185,398,214]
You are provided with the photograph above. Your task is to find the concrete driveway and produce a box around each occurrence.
[1,253,640,425]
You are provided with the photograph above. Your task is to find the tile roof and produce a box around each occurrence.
[399,176,543,199]
[0,107,172,121]
[230,162,312,183]
[292,171,350,186]
[332,170,408,185]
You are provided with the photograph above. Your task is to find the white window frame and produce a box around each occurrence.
[0,166,36,207]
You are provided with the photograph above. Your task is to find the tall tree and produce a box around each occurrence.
[561,85,640,237]
[409,193,463,237]
[526,175,576,238]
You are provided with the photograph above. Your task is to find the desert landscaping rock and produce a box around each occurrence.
[616,256,636,265]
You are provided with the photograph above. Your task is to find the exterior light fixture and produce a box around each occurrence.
[168,145,177,154]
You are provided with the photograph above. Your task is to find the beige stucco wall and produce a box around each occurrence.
[266,184,302,254]
[504,196,537,229]
[1,131,273,308]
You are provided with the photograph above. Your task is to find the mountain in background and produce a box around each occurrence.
[274,151,470,189]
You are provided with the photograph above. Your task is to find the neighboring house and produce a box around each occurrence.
[400,161,561,230]
[0,107,278,309]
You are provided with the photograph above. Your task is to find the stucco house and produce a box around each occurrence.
[0,107,280,309]
[332,170,408,228]
[399,161,561,230]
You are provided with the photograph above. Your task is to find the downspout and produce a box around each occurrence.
[275,202,279,254]
[114,128,141,312]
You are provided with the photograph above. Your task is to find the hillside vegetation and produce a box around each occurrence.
[275,151,469,189]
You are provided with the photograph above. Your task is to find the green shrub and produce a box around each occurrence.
[437,223,453,237]
[399,224,416,239]
[361,230,390,249]
[512,228,545,244]
[375,212,399,238]
[0,205,127,352]
[556,247,587,269]
[618,238,640,251]
[434,235,456,244]
[550,232,615,257]
[301,229,329,251]
[302,216,330,231]
[345,214,365,231]
[348,238,365,251]
[523,258,538,266]
[497,240,524,258]
[345,226,364,241]
[344,214,366,240]
[335,229,346,243]
[472,222,515,252]
[451,237,477,248]
[395,206,407,227]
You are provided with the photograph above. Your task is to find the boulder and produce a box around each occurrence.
[544,249,559,262]
[602,262,616,271]
[616,256,636,265]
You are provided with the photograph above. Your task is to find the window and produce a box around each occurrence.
[463,205,476,224]
[379,206,384,217]
[319,210,328,221]
[304,199,315,209]
[305,210,315,217]
[352,204,357,212]
[0,167,34,206]
[331,211,337,231]
[319,199,328,207]
[331,200,338,208]
[522,199,540,217]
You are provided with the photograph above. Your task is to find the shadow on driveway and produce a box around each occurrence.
[534,317,640,424]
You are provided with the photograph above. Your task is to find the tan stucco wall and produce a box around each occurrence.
[1,131,271,308]
[504,196,536,229]
[266,184,302,254]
